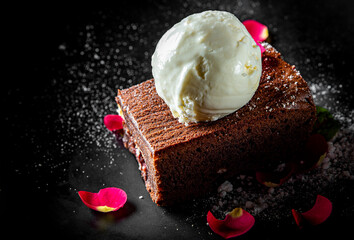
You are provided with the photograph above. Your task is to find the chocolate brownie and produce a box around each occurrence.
[116,43,317,206]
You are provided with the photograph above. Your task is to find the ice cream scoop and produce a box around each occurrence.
[151,10,262,124]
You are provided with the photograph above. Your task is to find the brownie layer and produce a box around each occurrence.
[116,43,317,206]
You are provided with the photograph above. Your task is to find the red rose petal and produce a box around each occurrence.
[256,162,295,187]
[104,114,124,131]
[296,134,328,174]
[291,208,304,227]
[78,187,127,213]
[306,134,329,165]
[301,195,332,225]
[292,195,332,229]
[207,208,255,239]
[243,20,269,42]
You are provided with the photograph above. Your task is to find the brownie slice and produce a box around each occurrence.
[116,43,317,206]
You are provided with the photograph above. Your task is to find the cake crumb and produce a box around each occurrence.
[217,181,233,193]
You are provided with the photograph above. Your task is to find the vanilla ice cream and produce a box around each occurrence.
[151,10,262,124]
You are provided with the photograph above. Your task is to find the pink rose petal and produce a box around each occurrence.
[104,114,124,131]
[78,187,127,213]
[207,208,255,239]
[243,20,268,56]
[243,20,269,42]
[292,195,332,229]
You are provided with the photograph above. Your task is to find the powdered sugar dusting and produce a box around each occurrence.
[206,52,354,223]
[53,3,353,224]
[8,2,353,237]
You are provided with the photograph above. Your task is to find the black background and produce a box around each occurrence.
[3,1,354,239]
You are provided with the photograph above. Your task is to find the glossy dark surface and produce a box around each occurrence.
[3,1,354,239]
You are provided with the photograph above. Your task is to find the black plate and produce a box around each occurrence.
[3,1,354,239]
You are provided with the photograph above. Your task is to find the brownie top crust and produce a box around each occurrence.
[117,43,316,154]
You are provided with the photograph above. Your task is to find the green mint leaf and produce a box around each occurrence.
[312,106,341,141]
